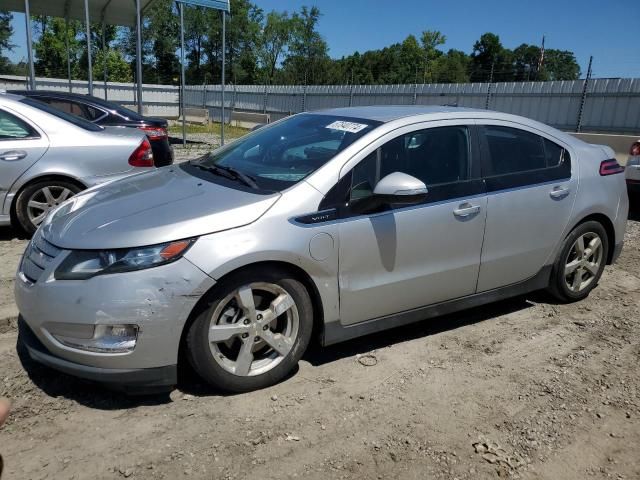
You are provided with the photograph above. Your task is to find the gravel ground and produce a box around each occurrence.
[0,201,639,480]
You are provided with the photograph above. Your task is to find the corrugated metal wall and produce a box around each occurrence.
[3,75,639,133]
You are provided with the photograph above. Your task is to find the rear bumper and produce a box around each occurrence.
[19,317,176,390]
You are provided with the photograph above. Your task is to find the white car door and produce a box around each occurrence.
[476,122,577,292]
[333,122,487,325]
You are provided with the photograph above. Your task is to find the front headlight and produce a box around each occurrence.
[54,238,196,280]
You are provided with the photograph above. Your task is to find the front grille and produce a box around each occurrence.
[21,230,62,283]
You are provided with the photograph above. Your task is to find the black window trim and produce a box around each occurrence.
[0,107,41,141]
[478,123,572,193]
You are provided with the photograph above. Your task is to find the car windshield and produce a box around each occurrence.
[189,114,380,191]
[20,97,103,132]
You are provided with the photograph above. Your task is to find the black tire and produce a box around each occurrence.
[186,267,313,392]
[547,220,608,303]
[15,179,83,234]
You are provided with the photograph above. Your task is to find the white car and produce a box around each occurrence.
[626,139,640,196]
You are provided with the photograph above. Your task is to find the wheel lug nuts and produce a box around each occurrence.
[243,319,250,325]
[263,325,268,331]
[254,336,260,342]
[257,314,262,320]
[241,333,249,339]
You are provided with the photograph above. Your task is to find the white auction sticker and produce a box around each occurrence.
[325,120,368,133]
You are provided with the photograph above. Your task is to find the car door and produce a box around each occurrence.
[333,123,487,325]
[476,122,576,292]
[0,107,48,212]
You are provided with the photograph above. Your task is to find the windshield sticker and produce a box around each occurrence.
[259,173,308,181]
[325,120,368,134]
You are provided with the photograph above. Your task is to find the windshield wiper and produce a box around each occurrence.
[215,165,259,189]
[190,162,259,189]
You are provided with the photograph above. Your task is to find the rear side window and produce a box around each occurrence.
[483,126,546,175]
[480,125,571,189]
[20,97,103,132]
[0,109,38,140]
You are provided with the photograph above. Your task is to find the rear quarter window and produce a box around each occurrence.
[20,98,103,132]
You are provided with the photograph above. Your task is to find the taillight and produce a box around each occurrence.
[599,159,624,176]
[138,126,168,140]
[128,138,154,167]
[630,141,640,157]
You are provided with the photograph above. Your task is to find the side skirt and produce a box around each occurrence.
[321,265,552,346]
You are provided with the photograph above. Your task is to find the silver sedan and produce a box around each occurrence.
[0,92,155,233]
[15,106,628,393]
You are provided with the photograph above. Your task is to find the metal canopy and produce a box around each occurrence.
[3,0,156,26]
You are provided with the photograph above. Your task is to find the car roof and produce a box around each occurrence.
[311,105,483,123]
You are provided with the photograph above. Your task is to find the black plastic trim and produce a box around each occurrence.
[321,265,552,346]
[18,317,177,389]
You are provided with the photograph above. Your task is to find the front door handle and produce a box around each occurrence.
[549,186,570,199]
[0,150,27,161]
[453,203,481,218]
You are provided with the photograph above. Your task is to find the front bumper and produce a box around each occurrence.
[19,317,177,389]
[15,243,215,385]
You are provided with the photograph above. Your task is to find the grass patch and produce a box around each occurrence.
[168,122,249,140]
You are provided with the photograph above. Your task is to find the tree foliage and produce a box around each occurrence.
[1,2,582,86]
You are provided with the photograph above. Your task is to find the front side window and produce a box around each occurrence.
[350,125,471,202]
[185,114,380,192]
[0,109,37,140]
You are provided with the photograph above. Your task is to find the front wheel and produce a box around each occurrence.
[186,268,313,392]
[548,221,608,303]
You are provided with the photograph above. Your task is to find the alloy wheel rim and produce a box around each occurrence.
[26,186,74,226]
[564,232,603,293]
[208,282,299,377]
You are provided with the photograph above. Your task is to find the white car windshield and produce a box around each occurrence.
[187,114,380,192]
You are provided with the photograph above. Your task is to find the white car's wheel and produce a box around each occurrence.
[186,268,313,392]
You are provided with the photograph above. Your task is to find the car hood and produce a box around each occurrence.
[41,166,281,250]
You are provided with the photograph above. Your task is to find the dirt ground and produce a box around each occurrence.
[0,203,639,480]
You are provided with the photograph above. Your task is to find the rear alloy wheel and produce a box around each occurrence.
[186,269,313,392]
[16,180,82,234]
[548,221,608,302]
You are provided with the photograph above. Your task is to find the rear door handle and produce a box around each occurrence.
[549,186,570,199]
[0,150,27,161]
[453,203,481,218]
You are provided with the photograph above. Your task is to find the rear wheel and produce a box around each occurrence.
[548,221,608,302]
[15,180,82,234]
[186,268,313,392]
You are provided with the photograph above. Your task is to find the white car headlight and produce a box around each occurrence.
[54,238,195,280]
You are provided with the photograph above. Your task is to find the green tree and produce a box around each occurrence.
[542,49,580,80]
[93,49,132,82]
[147,0,180,84]
[432,49,470,83]
[0,11,14,73]
[420,30,445,83]
[469,32,514,82]
[282,6,329,84]
[33,16,83,79]
[257,11,294,84]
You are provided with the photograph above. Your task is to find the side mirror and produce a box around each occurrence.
[373,172,428,205]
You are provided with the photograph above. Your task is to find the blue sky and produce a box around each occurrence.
[6,0,640,78]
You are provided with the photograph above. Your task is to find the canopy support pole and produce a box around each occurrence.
[102,19,108,100]
[64,6,72,92]
[135,0,144,114]
[179,2,186,147]
[221,10,225,146]
[84,0,93,96]
[24,0,35,90]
